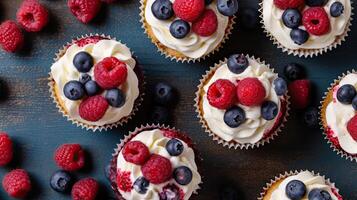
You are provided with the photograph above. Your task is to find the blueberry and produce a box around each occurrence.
[227,54,249,74]
[150,106,170,124]
[50,170,74,193]
[273,77,287,96]
[166,138,184,156]
[133,177,150,194]
[336,84,356,104]
[305,0,328,7]
[105,88,125,107]
[282,9,302,29]
[170,20,190,39]
[284,63,305,81]
[173,166,193,185]
[224,106,246,128]
[73,52,93,73]
[304,107,319,128]
[285,180,306,200]
[308,189,332,200]
[205,0,213,5]
[154,82,177,106]
[151,0,173,20]
[159,184,180,200]
[63,80,85,100]
[352,96,357,110]
[217,0,239,16]
[239,7,259,30]
[290,28,309,45]
[261,101,278,121]
[84,80,101,96]
[330,2,344,17]
[79,73,91,84]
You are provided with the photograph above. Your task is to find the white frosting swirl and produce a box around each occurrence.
[270,171,339,200]
[116,129,201,200]
[144,0,229,59]
[50,39,139,126]
[326,73,357,154]
[263,0,351,50]
[202,58,282,144]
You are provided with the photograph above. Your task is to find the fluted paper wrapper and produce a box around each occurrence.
[48,33,145,132]
[319,69,357,162]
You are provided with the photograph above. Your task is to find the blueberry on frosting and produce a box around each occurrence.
[305,0,328,7]
[227,54,249,74]
[285,180,306,200]
[170,19,190,39]
[73,52,93,73]
[282,9,301,29]
[273,77,287,96]
[261,101,278,120]
[217,0,239,16]
[223,106,246,128]
[63,80,85,100]
[133,177,150,194]
[173,166,193,185]
[105,88,125,108]
[166,138,184,156]
[79,73,91,84]
[308,188,332,200]
[336,84,356,104]
[330,2,344,17]
[84,80,101,96]
[290,28,309,45]
[151,0,174,20]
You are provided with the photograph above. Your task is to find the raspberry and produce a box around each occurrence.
[79,95,109,122]
[116,170,132,192]
[0,20,24,52]
[207,79,236,109]
[68,0,102,24]
[162,129,193,148]
[54,144,85,171]
[192,9,218,37]
[0,132,13,166]
[16,0,49,32]
[326,126,340,148]
[347,115,357,142]
[2,169,31,198]
[288,79,310,109]
[141,154,172,184]
[273,0,304,10]
[122,141,150,165]
[71,178,99,200]
[303,7,330,36]
[173,0,205,22]
[236,78,266,106]
[74,36,106,47]
[94,57,128,89]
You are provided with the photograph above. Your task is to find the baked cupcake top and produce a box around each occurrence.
[50,37,139,126]
[116,129,201,200]
[262,0,351,49]
[144,0,238,59]
[326,73,357,155]
[201,55,288,144]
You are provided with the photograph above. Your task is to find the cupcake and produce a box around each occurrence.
[260,0,352,57]
[140,0,237,62]
[195,54,289,149]
[320,71,357,162]
[259,170,343,200]
[108,125,202,200]
[49,34,144,131]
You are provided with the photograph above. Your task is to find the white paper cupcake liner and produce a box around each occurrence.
[319,69,357,162]
[259,1,354,58]
[48,33,145,132]
[139,0,236,63]
[194,55,290,149]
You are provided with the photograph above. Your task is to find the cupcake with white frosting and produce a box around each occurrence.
[140,0,237,62]
[195,54,289,149]
[49,34,144,131]
[320,70,357,162]
[108,125,201,200]
[260,0,352,57]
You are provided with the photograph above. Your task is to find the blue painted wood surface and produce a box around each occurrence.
[0,0,356,199]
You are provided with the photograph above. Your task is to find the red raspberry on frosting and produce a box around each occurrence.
[116,170,132,192]
[2,169,31,198]
[303,7,330,36]
[122,141,150,165]
[79,95,109,122]
[94,57,128,89]
[0,132,13,166]
[54,144,85,171]
[192,9,218,37]
[273,0,304,10]
[347,115,357,142]
[141,154,172,184]
[16,0,49,32]
[207,79,236,109]
[68,0,102,24]
[236,78,266,106]
[173,0,205,22]
[0,20,24,52]
[288,79,310,109]
[71,178,99,200]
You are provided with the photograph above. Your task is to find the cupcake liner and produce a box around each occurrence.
[259,1,354,58]
[319,69,357,162]
[108,124,203,199]
[257,169,342,200]
[48,33,145,132]
[194,55,290,150]
[139,0,236,63]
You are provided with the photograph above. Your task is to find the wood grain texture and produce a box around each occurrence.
[0,0,356,199]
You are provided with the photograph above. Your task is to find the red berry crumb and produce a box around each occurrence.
[288,79,310,109]
[0,132,13,166]
[94,57,128,89]
[326,126,340,148]
[16,0,49,32]
[68,0,102,24]
[0,20,24,52]
[79,95,109,122]
[2,169,31,198]
[54,143,85,171]
[192,9,218,37]
[347,115,357,142]
[162,129,193,148]
[122,141,150,165]
[141,154,172,184]
[207,79,236,109]
[236,78,266,106]
[74,36,106,47]
[116,170,132,192]
[303,7,330,36]
[71,178,99,200]
[173,0,205,22]
[273,0,304,10]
